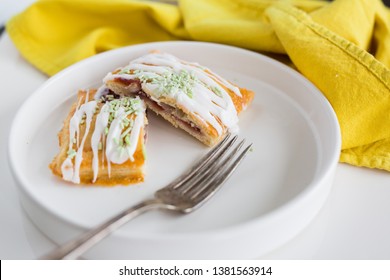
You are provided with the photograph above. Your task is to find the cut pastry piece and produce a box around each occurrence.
[103,52,254,146]
[50,89,147,185]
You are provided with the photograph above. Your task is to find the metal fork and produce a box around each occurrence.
[40,134,252,259]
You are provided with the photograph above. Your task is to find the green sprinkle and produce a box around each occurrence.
[119,68,131,75]
[122,118,129,127]
[142,144,147,159]
[212,86,223,97]
[125,134,131,145]
[121,126,132,139]
[104,127,109,135]
[67,149,77,159]
[134,69,198,99]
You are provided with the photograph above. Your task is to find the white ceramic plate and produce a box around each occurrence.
[9,42,340,259]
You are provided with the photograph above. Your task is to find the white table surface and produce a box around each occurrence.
[1,32,389,260]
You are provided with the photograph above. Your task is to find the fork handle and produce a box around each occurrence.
[40,199,163,260]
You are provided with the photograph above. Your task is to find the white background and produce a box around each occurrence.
[3,260,390,279]
[0,0,36,24]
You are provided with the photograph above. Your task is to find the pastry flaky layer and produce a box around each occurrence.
[50,89,147,185]
[103,52,254,146]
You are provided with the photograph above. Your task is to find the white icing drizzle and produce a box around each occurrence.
[73,100,96,184]
[61,158,73,181]
[62,91,96,184]
[103,52,242,135]
[91,103,109,183]
[61,94,145,184]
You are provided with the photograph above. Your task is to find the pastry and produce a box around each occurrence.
[50,89,147,185]
[103,52,254,146]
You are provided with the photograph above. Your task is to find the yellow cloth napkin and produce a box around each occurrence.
[6,0,390,172]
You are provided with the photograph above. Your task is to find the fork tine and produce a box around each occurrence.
[182,139,246,196]
[188,143,253,211]
[174,134,239,193]
[171,133,237,190]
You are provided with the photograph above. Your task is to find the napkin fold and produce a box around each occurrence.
[6,0,390,172]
